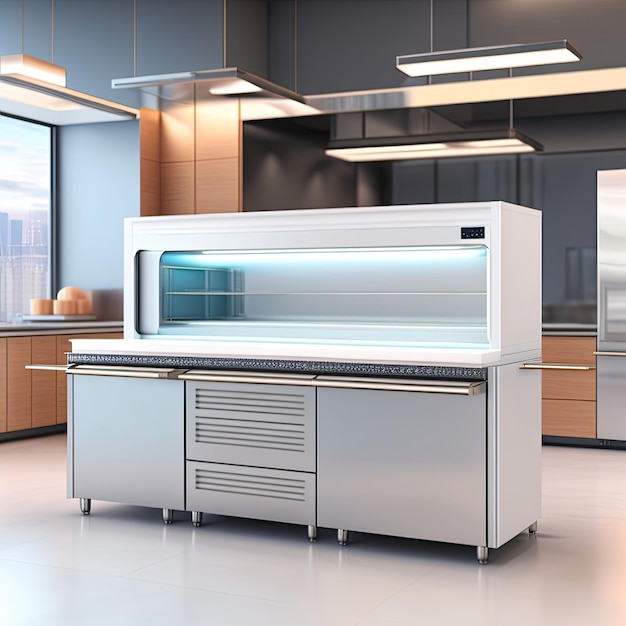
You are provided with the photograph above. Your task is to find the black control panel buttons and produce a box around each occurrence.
[461,227,485,240]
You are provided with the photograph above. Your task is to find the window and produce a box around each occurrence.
[0,114,52,322]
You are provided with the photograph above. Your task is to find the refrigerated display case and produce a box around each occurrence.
[67,201,542,563]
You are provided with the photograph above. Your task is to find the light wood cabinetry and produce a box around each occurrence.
[7,337,32,432]
[0,339,6,433]
[32,336,57,428]
[542,336,597,438]
[0,330,122,436]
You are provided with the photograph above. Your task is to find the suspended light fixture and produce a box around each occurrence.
[0,1,137,124]
[0,53,66,86]
[396,40,582,78]
[325,128,542,162]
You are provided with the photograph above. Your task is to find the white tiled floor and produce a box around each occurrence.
[2,434,626,625]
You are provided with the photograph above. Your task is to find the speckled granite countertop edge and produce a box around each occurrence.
[68,352,489,381]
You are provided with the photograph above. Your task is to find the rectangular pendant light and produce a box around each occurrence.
[396,40,581,77]
[325,129,543,162]
[0,53,66,86]
[0,53,138,125]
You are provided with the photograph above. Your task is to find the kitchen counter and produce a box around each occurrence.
[67,337,542,380]
[0,320,122,338]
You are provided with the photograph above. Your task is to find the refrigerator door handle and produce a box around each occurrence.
[594,351,626,357]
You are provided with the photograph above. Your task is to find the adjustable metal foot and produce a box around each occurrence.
[338,529,349,546]
[163,508,173,524]
[477,546,488,564]
[79,498,91,515]
[528,521,538,535]
[191,511,203,527]
[308,525,317,542]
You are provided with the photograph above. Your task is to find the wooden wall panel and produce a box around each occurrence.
[140,107,162,216]
[161,162,195,215]
[195,99,241,161]
[160,102,195,163]
[140,158,161,216]
[196,157,241,213]
[7,337,31,432]
[140,107,161,161]
[32,336,57,428]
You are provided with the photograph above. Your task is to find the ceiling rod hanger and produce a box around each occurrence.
[294,0,298,93]
[424,0,434,133]
[223,0,227,67]
[51,0,55,63]
[133,0,137,77]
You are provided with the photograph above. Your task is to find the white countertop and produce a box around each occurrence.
[67,337,539,368]
[0,320,123,338]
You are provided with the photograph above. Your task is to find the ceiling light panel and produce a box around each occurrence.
[396,40,582,77]
[326,130,542,162]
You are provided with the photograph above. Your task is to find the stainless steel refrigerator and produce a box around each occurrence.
[597,169,626,440]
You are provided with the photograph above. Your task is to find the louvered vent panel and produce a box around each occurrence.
[194,467,307,502]
[194,387,307,453]
[195,387,307,417]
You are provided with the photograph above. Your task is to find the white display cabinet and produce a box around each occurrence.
[118,202,541,367]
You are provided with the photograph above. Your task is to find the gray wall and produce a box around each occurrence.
[2,0,626,314]
[57,121,139,291]
[243,119,385,211]
[2,0,626,102]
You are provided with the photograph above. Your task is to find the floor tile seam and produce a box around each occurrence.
[123,565,306,606]
[122,548,193,578]
[0,555,295,607]
[349,566,437,624]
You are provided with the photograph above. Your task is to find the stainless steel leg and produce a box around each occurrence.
[308,525,317,542]
[528,521,538,534]
[338,529,349,546]
[79,498,91,515]
[191,511,203,527]
[477,546,488,564]
[163,508,173,524]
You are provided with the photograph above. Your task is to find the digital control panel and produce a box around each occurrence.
[461,227,485,240]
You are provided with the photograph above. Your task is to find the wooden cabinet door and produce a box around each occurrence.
[542,336,596,365]
[541,336,597,439]
[7,337,31,432]
[0,338,6,433]
[32,336,57,428]
[542,399,596,438]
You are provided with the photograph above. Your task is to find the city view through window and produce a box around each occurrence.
[0,114,51,322]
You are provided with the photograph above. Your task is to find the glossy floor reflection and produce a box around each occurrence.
[1,434,626,625]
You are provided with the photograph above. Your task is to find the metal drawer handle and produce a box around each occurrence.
[25,364,70,372]
[519,363,594,371]
[594,351,626,357]
[314,376,486,395]
[67,364,186,379]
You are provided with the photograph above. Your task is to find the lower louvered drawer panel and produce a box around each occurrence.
[186,381,316,471]
[186,461,316,526]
